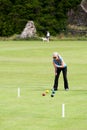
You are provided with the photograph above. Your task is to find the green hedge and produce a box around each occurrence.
[0,0,81,36]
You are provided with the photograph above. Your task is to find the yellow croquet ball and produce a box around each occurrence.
[45,90,49,93]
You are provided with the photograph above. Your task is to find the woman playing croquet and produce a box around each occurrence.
[51,52,69,97]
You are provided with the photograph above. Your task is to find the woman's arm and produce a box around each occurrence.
[53,62,57,75]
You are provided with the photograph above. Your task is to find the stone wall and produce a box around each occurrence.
[67,5,87,35]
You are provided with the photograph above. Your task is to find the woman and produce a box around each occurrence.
[51,52,69,97]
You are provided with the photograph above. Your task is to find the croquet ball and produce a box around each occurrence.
[45,90,49,93]
[51,94,54,97]
[42,93,46,96]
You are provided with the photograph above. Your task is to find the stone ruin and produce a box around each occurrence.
[67,4,87,36]
[20,21,36,39]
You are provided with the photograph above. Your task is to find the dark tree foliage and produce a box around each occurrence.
[0,0,81,36]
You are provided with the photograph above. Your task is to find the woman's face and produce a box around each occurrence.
[53,56,59,60]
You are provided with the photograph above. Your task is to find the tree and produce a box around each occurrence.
[0,0,82,36]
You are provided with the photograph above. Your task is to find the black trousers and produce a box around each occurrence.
[53,67,69,90]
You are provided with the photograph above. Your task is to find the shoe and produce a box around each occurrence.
[65,88,69,91]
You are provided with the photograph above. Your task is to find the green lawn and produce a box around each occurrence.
[0,41,87,130]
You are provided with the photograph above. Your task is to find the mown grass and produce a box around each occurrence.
[0,40,87,130]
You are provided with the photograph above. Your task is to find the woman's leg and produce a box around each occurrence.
[53,68,61,90]
[62,67,69,90]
